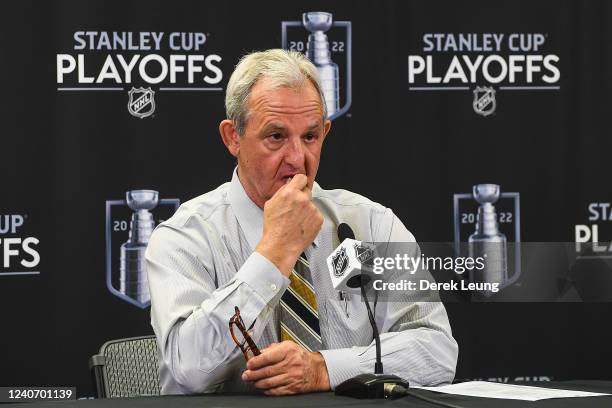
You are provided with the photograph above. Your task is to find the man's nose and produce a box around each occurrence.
[284,137,306,167]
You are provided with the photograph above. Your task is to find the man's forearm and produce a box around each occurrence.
[319,320,458,388]
[150,252,290,393]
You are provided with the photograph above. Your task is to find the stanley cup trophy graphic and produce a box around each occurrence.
[303,12,340,117]
[119,190,159,304]
[468,184,508,292]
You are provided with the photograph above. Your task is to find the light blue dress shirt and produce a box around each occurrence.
[145,169,458,394]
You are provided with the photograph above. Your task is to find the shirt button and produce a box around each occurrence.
[270,283,278,291]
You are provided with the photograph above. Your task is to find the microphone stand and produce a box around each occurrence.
[334,275,410,399]
[361,283,383,374]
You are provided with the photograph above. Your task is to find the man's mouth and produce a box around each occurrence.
[281,173,301,183]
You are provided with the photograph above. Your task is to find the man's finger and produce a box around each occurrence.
[259,342,278,353]
[246,345,286,370]
[287,173,308,190]
[264,385,295,396]
[254,373,290,390]
[242,363,281,382]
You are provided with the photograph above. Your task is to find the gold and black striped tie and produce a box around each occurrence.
[280,253,323,351]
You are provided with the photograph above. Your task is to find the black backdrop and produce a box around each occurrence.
[1,0,611,397]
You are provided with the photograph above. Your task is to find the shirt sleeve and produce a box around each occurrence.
[145,219,289,394]
[319,208,458,389]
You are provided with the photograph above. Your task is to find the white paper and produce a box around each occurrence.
[415,381,610,401]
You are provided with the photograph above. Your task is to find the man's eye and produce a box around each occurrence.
[304,133,317,142]
[269,133,283,141]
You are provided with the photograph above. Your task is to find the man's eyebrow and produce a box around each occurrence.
[261,121,321,133]
[305,122,322,131]
[262,122,287,132]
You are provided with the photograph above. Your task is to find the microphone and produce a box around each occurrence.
[338,222,354,240]
[327,223,410,399]
[327,223,379,292]
[333,222,374,290]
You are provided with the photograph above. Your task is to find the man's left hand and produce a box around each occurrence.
[241,341,330,395]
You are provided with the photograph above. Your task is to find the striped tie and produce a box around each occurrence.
[280,253,323,351]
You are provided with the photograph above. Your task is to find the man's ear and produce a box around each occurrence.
[322,119,331,142]
[219,119,241,157]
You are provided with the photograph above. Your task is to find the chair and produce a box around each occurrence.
[89,335,161,398]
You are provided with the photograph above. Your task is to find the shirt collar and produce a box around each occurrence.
[227,167,320,251]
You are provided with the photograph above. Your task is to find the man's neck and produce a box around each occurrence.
[236,167,266,210]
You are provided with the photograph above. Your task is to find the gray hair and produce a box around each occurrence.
[225,49,327,136]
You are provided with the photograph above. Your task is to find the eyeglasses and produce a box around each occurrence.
[229,306,261,361]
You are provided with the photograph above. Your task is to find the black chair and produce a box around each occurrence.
[89,335,161,398]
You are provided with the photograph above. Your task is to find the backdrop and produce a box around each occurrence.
[1,0,611,397]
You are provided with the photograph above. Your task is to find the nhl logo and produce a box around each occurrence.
[127,87,156,118]
[354,242,374,264]
[331,247,349,277]
[472,86,496,117]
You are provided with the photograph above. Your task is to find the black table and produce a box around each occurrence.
[3,381,612,408]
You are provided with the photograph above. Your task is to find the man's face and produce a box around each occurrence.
[232,79,331,208]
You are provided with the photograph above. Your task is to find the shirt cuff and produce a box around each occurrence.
[319,347,366,389]
[234,251,290,306]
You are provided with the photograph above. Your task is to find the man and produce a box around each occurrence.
[145,49,458,395]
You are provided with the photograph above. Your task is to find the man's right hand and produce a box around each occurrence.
[255,174,323,276]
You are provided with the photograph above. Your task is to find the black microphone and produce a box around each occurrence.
[336,223,371,288]
[332,223,410,399]
[338,222,355,241]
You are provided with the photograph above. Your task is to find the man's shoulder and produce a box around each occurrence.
[312,184,388,214]
[160,182,231,229]
[312,184,410,242]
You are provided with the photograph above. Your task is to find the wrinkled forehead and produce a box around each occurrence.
[246,76,326,120]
